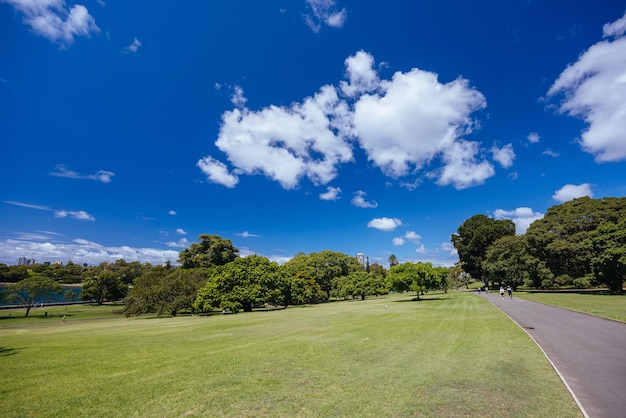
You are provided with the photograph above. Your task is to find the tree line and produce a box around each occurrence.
[0,234,451,317]
[452,197,626,293]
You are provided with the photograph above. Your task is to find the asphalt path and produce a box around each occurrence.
[480,291,626,418]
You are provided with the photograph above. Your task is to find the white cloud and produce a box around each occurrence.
[435,140,495,189]
[351,190,377,208]
[392,237,404,246]
[491,143,515,168]
[122,37,142,54]
[50,164,114,183]
[203,50,494,191]
[494,207,544,234]
[547,12,626,162]
[319,186,341,200]
[415,244,427,254]
[168,210,177,215]
[231,85,247,108]
[304,0,347,32]
[54,210,95,221]
[0,236,180,266]
[368,217,402,231]
[340,50,379,98]
[527,132,540,143]
[206,85,353,189]
[236,231,261,238]
[552,183,593,203]
[403,231,421,243]
[5,0,99,45]
[543,149,560,157]
[197,156,239,188]
[175,228,186,235]
[5,200,94,221]
[166,238,189,248]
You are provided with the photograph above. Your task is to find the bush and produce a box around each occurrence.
[573,277,592,289]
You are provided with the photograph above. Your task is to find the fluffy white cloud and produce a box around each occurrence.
[553,183,593,203]
[367,217,402,231]
[491,143,515,168]
[527,132,540,143]
[176,228,186,235]
[353,67,487,180]
[166,238,189,248]
[435,140,495,189]
[0,237,179,265]
[351,190,377,208]
[319,186,341,200]
[494,207,544,234]
[54,210,95,221]
[236,231,261,238]
[392,237,404,246]
[304,0,347,32]
[206,85,353,189]
[197,156,239,188]
[547,12,626,162]
[168,210,177,215]
[123,37,142,54]
[50,164,114,183]
[203,50,495,191]
[5,0,99,45]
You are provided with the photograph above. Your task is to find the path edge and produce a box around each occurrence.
[483,297,590,418]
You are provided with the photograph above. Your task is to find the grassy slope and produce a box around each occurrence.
[0,292,581,417]
[514,291,626,323]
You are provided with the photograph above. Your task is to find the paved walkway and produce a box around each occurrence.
[480,291,626,418]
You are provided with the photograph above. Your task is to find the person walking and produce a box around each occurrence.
[507,285,512,299]
[499,286,505,299]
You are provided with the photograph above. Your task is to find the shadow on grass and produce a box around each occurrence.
[0,346,19,356]
[394,297,450,302]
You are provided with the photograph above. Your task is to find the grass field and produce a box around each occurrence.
[0,292,581,417]
[514,291,626,323]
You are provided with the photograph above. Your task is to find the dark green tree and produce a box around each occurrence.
[588,218,626,293]
[287,271,325,305]
[2,274,63,317]
[483,235,530,290]
[333,271,387,300]
[451,215,515,285]
[194,255,289,313]
[178,234,239,269]
[80,269,128,305]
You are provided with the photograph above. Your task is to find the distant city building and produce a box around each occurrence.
[356,253,365,267]
[18,257,36,266]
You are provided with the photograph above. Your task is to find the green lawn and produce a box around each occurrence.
[0,292,581,417]
[514,291,626,323]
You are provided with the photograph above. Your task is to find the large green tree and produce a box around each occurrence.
[451,215,516,285]
[333,271,388,300]
[588,218,626,293]
[124,267,211,316]
[194,255,289,313]
[282,250,363,300]
[526,197,626,283]
[483,235,530,290]
[80,268,128,305]
[387,262,442,300]
[178,234,239,269]
[2,274,63,317]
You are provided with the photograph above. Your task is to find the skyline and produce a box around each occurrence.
[2,0,626,267]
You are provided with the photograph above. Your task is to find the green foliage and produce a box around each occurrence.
[282,250,363,299]
[588,218,626,293]
[387,262,445,299]
[124,267,211,316]
[452,214,515,283]
[194,255,289,313]
[483,235,530,290]
[333,271,388,300]
[2,274,64,317]
[80,267,128,305]
[178,234,239,269]
[287,271,325,305]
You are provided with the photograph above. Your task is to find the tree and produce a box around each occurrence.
[178,234,239,269]
[283,251,363,300]
[287,271,325,305]
[588,218,626,293]
[388,254,398,268]
[333,271,387,300]
[124,267,211,316]
[2,275,63,317]
[483,235,530,291]
[526,197,626,284]
[451,215,515,285]
[80,269,128,305]
[194,255,289,313]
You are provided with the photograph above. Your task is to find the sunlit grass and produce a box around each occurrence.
[514,291,626,323]
[0,292,581,417]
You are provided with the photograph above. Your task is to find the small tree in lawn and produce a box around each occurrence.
[2,274,63,317]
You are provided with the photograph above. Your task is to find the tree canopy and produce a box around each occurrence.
[178,234,239,269]
[2,274,63,317]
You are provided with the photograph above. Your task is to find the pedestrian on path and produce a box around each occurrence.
[500,286,505,299]
[507,286,512,299]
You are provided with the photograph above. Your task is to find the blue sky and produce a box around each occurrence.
[2,0,626,268]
